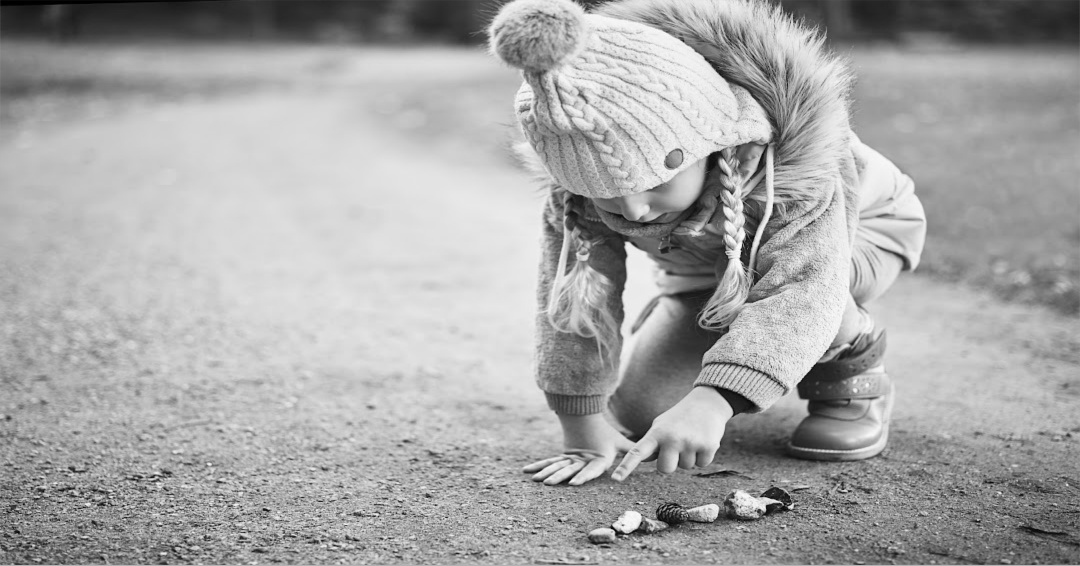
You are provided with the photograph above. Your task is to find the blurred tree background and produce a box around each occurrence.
[2,0,1078,45]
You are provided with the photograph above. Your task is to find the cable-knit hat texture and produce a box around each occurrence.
[489,0,773,199]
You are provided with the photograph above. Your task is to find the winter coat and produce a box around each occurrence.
[530,0,927,415]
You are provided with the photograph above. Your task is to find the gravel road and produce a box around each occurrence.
[2,76,1078,565]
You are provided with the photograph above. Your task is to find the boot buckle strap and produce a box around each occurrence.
[805,330,887,382]
[797,372,890,401]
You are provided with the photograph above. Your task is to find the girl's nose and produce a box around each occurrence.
[622,200,650,221]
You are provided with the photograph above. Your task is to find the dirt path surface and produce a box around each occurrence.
[2,78,1079,565]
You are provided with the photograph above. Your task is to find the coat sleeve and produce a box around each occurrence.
[535,190,628,415]
[694,178,852,413]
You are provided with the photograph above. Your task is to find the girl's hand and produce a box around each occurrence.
[611,386,734,481]
[523,413,635,486]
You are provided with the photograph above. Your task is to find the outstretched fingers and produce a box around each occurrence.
[542,459,588,485]
[568,457,612,486]
[530,458,576,482]
[522,455,572,474]
[611,437,659,481]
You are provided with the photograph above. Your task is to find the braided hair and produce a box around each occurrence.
[548,146,764,356]
[698,147,753,331]
[546,190,620,365]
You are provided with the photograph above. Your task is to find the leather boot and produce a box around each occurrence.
[787,329,892,461]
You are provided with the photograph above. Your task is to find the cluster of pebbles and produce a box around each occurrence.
[587,487,793,544]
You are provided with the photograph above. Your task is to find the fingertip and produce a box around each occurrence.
[570,472,592,487]
[522,462,547,473]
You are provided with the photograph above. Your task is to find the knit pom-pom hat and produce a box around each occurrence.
[489,0,773,199]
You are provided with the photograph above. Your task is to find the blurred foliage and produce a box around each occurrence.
[2,0,1077,44]
[781,0,1080,43]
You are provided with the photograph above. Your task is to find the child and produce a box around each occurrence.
[489,0,926,486]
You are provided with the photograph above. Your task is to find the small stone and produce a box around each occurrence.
[656,502,689,524]
[611,510,643,534]
[639,518,669,534]
[587,527,617,544]
[686,504,720,523]
[760,487,794,513]
[724,489,767,520]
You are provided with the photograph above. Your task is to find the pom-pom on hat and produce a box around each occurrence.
[489,0,772,199]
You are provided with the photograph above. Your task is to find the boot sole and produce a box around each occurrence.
[786,428,889,461]
[786,383,894,462]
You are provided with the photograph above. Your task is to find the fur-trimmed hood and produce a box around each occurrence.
[593,0,855,205]
[514,0,857,209]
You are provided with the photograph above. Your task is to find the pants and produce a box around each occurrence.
[609,240,904,437]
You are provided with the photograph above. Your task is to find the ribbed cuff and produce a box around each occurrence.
[695,363,787,413]
[545,393,607,415]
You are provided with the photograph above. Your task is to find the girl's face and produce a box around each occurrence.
[591,157,708,224]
